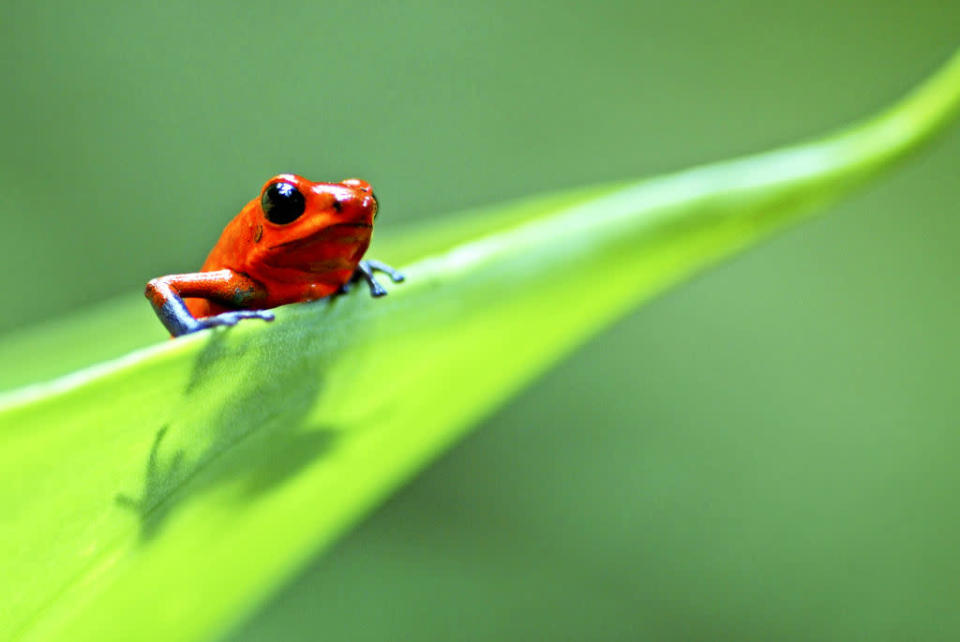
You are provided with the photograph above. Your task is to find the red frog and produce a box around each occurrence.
[146,174,403,337]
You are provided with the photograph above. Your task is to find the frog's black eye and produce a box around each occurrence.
[261,181,305,224]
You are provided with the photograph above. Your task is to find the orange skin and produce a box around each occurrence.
[145,174,403,337]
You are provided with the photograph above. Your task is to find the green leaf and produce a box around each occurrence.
[2,49,959,642]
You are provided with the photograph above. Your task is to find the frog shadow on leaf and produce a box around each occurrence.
[116,300,344,541]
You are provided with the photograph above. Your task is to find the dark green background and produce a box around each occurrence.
[3,1,960,640]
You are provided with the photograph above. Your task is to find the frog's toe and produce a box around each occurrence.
[200,309,274,330]
[364,259,405,283]
[236,309,275,321]
[204,315,238,328]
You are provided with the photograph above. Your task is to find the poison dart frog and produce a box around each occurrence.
[145,174,403,337]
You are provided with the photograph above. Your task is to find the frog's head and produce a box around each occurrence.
[246,173,378,281]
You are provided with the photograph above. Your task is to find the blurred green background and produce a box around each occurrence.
[3,1,960,640]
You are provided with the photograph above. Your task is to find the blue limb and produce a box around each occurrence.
[352,259,405,298]
[155,297,273,337]
[363,259,405,283]
[146,269,273,337]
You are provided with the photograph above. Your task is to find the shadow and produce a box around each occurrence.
[240,428,339,495]
[182,330,230,395]
[115,296,350,540]
[115,426,185,540]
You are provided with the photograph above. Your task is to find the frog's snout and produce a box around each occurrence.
[341,178,373,194]
[341,178,377,218]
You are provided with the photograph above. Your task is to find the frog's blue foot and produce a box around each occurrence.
[193,309,275,333]
[353,260,405,298]
[364,259,405,283]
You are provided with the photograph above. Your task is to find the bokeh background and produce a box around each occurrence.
[3,1,960,639]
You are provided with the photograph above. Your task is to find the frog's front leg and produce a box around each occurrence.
[145,269,273,337]
[352,259,405,297]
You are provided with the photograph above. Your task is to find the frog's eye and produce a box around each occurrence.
[261,181,306,224]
